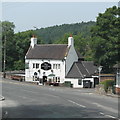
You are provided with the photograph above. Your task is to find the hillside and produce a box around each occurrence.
[34,21,95,44]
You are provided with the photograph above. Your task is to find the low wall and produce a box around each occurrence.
[115,87,120,95]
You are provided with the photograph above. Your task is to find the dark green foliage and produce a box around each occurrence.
[100,80,115,93]
[35,21,95,44]
[91,6,120,73]
[1,21,15,70]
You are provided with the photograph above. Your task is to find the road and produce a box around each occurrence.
[1,78,119,119]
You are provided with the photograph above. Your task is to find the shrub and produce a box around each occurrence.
[100,80,115,93]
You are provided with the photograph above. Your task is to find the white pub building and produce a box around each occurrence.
[25,35,98,88]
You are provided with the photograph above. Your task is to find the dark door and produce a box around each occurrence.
[94,78,99,87]
[43,76,47,83]
[83,80,91,88]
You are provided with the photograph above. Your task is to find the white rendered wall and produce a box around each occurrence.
[65,77,94,88]
[25,59,65,83]
[65,78,83,88]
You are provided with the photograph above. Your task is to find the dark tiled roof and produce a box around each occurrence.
[81,61,98,75]
[66,61,98,78]
[26,44,68,60]
[65,62,84,78]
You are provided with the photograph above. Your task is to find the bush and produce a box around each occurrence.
[100,80,115,93]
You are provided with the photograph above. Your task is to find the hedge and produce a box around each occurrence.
[100,80,115,93]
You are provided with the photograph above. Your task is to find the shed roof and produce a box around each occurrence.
[66,61,98,78]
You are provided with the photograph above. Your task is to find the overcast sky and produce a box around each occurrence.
[2,2,118,33]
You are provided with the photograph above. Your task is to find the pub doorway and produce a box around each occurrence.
[43,76,47,85]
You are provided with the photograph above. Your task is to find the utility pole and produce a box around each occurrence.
[98,66,102,83]
[3,35,6,78]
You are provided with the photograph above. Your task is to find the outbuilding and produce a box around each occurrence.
[65,61,98,88]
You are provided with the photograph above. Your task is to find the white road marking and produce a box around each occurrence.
[99,112,104,115]
[105,114,116,118]
[68,99,86,108]
[100,112,117,119]
[92,102,118,113]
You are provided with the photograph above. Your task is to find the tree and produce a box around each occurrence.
[1,21,15,71]
[91,6,120,73]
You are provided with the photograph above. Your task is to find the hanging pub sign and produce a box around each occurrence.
[41,62,51,70]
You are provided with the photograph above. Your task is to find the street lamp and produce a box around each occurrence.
[98,66,103,83]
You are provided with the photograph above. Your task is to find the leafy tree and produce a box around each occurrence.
[91,6,120,73]
[1,21,15,70]
[13,30,34,70]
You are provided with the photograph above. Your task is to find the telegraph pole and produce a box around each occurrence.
[3,35,6,78]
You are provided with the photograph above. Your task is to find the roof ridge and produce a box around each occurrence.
[37,44,68,46]
[75,63,84,78]
[82,62,90,75]
[25,46,31,56]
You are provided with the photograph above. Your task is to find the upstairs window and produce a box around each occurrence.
[33,63,35,68]
[53,64,61,69]
[33,63,39,69]
[36,63,39,68]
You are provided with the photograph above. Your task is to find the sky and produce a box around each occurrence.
[2,1,118,33]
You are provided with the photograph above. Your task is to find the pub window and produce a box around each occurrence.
[36,63,39,68]
[53,77,55,82]
[58,64,60,69]
[53,64,56,69]
[58,77,60,82]
[55,64,57,69]
[33,63,35,68]
[56,77,57,82]
[53,64,60,69]
[78,79,82,85]
[25,62,29,69]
